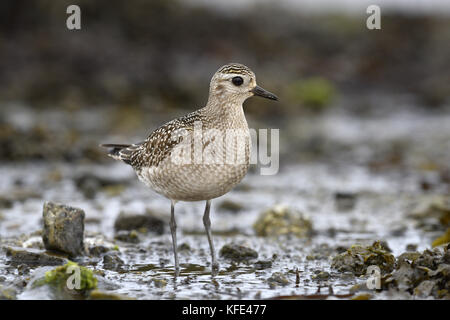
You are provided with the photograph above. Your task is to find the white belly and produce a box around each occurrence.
[137,161,249,201]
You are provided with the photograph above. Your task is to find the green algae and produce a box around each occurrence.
[40,261,97,292]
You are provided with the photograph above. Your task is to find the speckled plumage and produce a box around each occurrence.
[101,63,277,274]
[104,64,255,202]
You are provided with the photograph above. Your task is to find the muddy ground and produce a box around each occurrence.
[0,98,449,300]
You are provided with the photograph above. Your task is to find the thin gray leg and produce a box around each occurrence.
[169,200,180,276]
[203,200,219,273]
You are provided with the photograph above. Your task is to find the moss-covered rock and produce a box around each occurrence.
[253,205,313,237]
[331,241,395,276]
[382,247,450,299]
[28,261,97,299]
[312,271,331,281]
[42,261,97,292]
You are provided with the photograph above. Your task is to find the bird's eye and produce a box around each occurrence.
[231,76,244,86]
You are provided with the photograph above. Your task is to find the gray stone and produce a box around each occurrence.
[254,260,272,270]
[219,244,258,262]
[114,210,165,235]
[4,246,68,266]
[103,254,125,271]
[42,201,85,257]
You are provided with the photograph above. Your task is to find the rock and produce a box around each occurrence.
[253,205,313,237]
[218,200,244,213]
[334,192,357,212]
[102,254,125,272]
[331,241,395,276]
[383,247,450,299]
[4,246,68,266]
[42,201,85,257]
[31,262,98,299]
[313,271,331,280]
[397,252,421,266]
[378,240,392,253]
[0,196,13,209]
[414,249,442,269]
[254,260,272,270]
[114,210,165,235]
[410,196,450,228]
[219,244,258,262]
[444,245,450,264]
[45,261,97,289]
[414,280,436,297]
[267,272,289,287]
[88,245,110,257]
[114,230,140,243]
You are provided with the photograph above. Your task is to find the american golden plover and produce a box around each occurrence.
[101,63,277,275]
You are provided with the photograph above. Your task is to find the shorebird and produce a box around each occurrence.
[101,63,277,275]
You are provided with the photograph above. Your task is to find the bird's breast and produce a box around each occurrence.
[136,127,251,201]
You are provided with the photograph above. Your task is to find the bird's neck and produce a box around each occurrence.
[203,97,248,130]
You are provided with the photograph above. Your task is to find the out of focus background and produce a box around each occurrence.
[0,0,449,300]
[0,0,449,170]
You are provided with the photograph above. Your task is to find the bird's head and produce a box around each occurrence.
[208,63,278,105]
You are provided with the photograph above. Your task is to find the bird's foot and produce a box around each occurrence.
[174,266,180,278]
[211,261,219,276]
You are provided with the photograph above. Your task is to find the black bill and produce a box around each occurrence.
[251,85,278,101]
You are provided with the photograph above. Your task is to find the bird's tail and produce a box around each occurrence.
[100,143,139,165]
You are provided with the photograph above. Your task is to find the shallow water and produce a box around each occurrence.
[0,105,449,299]
[0,161,444,299]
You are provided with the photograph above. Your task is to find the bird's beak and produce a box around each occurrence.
[251,85,278,101]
